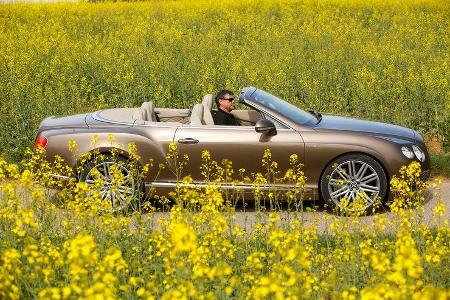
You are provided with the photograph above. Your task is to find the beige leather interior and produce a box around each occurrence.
[97,101,261,127]
[131,108,145,121]
[140,102,157,121]
[99,102,157,123]
[99,108,140,123]
[201,94,215,125]
[155,108,190,124]
[190,104,204,126]
[231,109,262,125]
[99,105,189,125]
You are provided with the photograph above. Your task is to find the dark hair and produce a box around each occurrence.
[215,89,234,107]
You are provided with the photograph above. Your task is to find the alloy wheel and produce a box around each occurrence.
[327,159,382,212]
[85,161,136,212]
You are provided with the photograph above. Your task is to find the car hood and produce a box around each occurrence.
[315,115,416,141]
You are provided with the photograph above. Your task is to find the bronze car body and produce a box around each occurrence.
[35,87,430,211]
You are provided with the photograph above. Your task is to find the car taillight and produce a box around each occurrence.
[35,135,48,149]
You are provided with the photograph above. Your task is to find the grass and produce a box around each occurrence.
[430,153,450,177]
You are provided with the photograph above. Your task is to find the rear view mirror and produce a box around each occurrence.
[255,118,277,135]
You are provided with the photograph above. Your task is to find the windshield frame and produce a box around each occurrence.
[240,87,317,127]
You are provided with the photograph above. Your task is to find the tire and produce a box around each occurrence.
[320,154,387,214]
[80,154,143,213]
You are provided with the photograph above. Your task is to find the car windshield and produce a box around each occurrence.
[251,89,317,126]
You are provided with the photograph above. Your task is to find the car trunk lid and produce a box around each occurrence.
[37,114,89,134]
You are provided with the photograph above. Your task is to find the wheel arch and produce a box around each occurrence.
[74,147,140,178]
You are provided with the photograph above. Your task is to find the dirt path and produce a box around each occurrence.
[230,178,450,232]
[149,178,450,233]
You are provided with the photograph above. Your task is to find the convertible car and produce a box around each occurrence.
[35,87,430,212]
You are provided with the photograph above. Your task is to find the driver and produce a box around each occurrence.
[213,89,240,126]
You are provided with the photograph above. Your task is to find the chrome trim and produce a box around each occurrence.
[146,181,312,191]
[92,111,180,128]
[181,125,294,131]
[48,173,73,181]
[261,111,292,130]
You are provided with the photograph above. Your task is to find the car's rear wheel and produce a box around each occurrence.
[320,154,387,214]
[80,155,143,213]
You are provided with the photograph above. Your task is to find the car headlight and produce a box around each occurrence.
[412,145,425,162]
[401,146,414,159]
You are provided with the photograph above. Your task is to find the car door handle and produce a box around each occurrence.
[178,138,199,144]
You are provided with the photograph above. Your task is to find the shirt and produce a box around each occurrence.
[213,108,240,126]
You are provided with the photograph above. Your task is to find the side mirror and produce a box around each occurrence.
[255,119,277,135]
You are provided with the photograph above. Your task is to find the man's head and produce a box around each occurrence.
[215,89,235,113]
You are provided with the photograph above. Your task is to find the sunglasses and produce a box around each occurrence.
[221,97,235,102]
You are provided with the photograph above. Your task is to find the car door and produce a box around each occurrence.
[173,123,305,185]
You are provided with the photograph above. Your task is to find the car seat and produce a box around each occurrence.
[190,104,204,126]
[132,107,145,121]
[201,94,215,125]
[140,102,158,122]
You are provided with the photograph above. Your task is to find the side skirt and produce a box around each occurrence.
[145,181,318,200]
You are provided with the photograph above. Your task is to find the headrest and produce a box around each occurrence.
[202,94,214,110]
[140,101,155,121]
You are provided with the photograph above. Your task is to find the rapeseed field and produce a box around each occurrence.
[0,143,449,299]
[0,0,448,161]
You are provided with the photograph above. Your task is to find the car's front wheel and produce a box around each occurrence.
[320,154,387,214]
[80,155,143,213]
